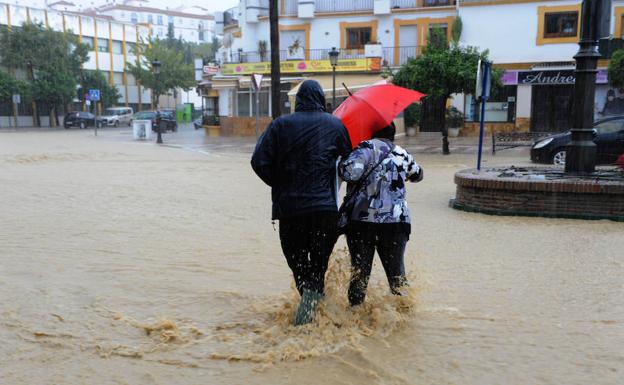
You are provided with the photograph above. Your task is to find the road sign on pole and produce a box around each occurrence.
[88,89,101,102]
[476,60,492,171]
[12,94,20,104]
[251,73,263,91]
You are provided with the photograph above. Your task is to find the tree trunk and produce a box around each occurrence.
[421,95,450,154]
[269,0,281,119]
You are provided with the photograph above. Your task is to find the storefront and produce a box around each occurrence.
[502,67,608,133]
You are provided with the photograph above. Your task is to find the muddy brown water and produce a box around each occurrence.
[1,130,623,384]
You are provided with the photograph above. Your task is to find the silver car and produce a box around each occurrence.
[97,107,134,127]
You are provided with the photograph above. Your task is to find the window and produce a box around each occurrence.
[158,28,164,37]
[82,36,94,49]
[97,38,109,53]
[126,42,136,55]
[168,16,174,25]
[544,12,578,38]
[237,90,251,116]
[113,72,123,85]
[131,13,138,23]
[112,40,123,54]
[346,27,371,49]
[595,119,624,134]
[428,23,448,39]
[198,22,204,41]
[157,15,163,25]
[147,15,153,24]
[126,73,136,86]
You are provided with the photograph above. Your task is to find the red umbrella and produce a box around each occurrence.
[617,153,624,169]
[333,84,425,148]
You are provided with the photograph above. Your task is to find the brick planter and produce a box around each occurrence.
[451,167,624,221]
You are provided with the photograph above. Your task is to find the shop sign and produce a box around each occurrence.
[503,69,609,86]
[518,70,576,85]
[221,58,381,75]
[203,65,219,75]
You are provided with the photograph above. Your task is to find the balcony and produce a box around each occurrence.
[225,46,421,68]
[223,7,239,29]
[277,0,455,14]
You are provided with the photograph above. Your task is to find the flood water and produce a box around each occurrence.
[1,130,623,384]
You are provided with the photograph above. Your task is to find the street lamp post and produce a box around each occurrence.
[565,0,604,173]
[151,59,162,144]
[329,47,340,112]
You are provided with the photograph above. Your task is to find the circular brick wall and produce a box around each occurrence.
[451,168,624,221]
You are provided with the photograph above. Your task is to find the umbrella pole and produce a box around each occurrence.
[342,83,353,96]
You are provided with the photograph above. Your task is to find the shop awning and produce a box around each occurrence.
[238,76,307,88]
[287,74,388,97]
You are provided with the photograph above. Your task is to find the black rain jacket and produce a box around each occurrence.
[251,80,352,220]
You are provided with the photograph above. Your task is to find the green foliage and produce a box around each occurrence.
[78,70,121,108]
[126,38,196,105]
[446,106,464,128]
[451,17,463,44]
[404,103,422,128]
[608,49,624,89]
[0,22,88,123]
[0,70,30,102]
[393,31,492,99]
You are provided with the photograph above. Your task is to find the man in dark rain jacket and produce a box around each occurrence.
[251,80,351,326]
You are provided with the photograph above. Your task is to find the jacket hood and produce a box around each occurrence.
[295,80,327,112]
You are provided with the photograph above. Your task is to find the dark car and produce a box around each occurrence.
[64,111,96,129]
[130,111,177,132]
[531,116,624,165]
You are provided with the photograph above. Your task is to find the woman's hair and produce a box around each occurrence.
[373,122,396,141]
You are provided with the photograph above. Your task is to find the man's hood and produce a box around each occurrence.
[295,80,327,113]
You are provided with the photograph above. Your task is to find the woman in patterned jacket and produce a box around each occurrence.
[338,123,423,306]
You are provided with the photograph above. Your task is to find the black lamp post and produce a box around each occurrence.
[329,47,340,112]
[565,0,604,173]
[151,59,162,144]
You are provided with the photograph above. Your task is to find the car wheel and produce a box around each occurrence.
[129,120,133,127]
[114,120,119,128]
[552,149,566,166]
[64,124,70,129]
[80,122,86,129]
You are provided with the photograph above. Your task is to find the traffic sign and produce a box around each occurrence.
[12,94,20,104]
[88,89,101,102]
[251,73,263,91]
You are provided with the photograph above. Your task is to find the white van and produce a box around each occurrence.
[97,107,134,127]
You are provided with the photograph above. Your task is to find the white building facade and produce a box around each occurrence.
[206,0,618,135]
[96,1,215,43]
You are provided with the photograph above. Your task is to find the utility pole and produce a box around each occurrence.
[565,0,605,173]
[269,0,281,120]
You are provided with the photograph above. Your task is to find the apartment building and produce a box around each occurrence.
[207,0,617,135]
[0,1,205,127]
[96,0,216,43]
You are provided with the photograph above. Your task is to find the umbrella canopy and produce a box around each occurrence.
[333,84,425,148]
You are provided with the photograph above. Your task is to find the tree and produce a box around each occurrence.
[0,22,88,126]
[126,38,196,108]
[78,70,121,109]
[393,29,495,154]
[608,49,624,89]
[0,70,29,102]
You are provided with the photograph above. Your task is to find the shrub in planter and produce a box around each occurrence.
[446,107,464,137]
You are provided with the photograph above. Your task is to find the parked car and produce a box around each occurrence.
[97,107,133,127]
[64,111,96,129]
[130,111,177,132]
[531,116,624,165]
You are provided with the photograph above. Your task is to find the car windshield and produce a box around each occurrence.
[594,119,624,134]
[105,108,123,115]
[135,112,155,119]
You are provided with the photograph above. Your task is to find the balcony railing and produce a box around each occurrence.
[226,46,421,67]
[315,0,375,13]
[393,0,455,7]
